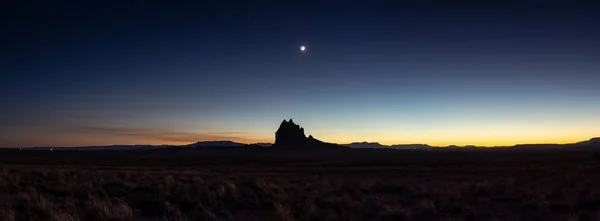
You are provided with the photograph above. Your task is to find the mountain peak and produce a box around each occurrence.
[275,119,307,146]
[273,119,347,149]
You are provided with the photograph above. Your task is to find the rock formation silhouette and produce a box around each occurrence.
[275,119,307,146]
[273,119,346,149]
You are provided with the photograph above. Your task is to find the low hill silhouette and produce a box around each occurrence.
[342,142,431,150]
[577,137,600,146]
[185,141,245,148]
[273,119,347,149]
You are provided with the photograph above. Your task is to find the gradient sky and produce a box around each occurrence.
[1,1,599,147]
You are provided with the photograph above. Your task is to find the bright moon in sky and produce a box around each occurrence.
[300,45,306,52]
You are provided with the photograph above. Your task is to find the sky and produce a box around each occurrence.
[1,1,599,147]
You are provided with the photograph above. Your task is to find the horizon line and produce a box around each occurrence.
[2,137,597,149]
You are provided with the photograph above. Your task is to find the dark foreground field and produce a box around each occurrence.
[1,149,599,221]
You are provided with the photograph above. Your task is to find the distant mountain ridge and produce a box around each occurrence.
[577,137,600,146]
[8,122,599,151]
[12,138,600,151]
[342,142,432,150]
[185,141,246,148]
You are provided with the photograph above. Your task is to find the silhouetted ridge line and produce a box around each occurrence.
[273,119,347,149]
[577,137,600,146]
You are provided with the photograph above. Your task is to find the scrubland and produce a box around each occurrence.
[0,149,599,221]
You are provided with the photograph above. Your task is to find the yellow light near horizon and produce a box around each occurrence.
[312,124,600,147]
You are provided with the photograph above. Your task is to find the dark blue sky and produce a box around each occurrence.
[1,1,599,147]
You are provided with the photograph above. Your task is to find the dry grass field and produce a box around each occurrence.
[1,149,599,221]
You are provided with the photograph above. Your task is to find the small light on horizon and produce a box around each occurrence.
[300,45,306,52]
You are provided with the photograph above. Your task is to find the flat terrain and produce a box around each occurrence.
[1,149,599,221]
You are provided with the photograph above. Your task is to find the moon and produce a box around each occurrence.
[300,45,306,52]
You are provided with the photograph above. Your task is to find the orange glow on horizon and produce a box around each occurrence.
[1,136,596,148]
[0,123,597,148]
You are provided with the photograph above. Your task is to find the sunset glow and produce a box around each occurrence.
[1,2,598,148]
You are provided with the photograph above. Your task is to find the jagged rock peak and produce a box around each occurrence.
[275,118,308,146]
[273,119,347,149]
